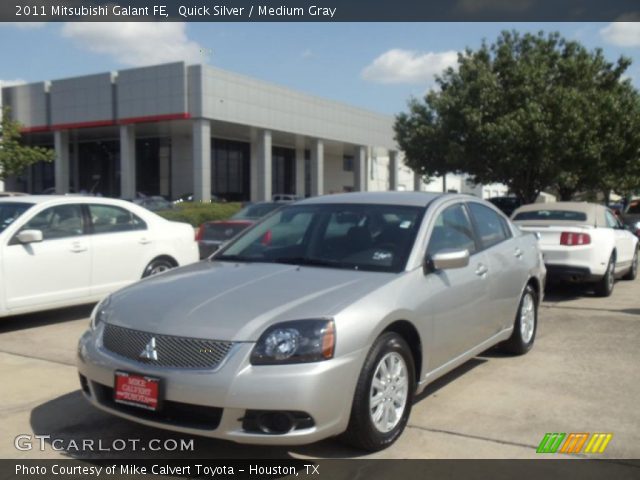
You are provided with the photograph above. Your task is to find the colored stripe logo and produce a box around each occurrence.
[537,433,612,454]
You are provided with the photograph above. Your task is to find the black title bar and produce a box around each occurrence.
[2,0,640,22]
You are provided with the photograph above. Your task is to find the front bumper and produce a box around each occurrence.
[76,328,364,445]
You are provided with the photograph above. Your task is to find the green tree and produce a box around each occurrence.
[0,106,55,182]
[395,30,640,203]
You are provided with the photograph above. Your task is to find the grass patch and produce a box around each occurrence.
[156,202,242,227]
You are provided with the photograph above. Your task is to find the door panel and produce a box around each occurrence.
[3,204,91,309]
[421,203,490,369]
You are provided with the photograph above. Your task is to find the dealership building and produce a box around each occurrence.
[1,61,507,201]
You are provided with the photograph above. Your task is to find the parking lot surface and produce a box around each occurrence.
[1,279,639,460]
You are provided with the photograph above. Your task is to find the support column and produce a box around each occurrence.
[295,136,306,198]
[310,139,324,197]
[256,129,272,202]
[192,119,211,202]
[119,124,136,199]
[54,130,70,194]
[354,146,367,192]
[389,150,399,191]
[413,171,422,192]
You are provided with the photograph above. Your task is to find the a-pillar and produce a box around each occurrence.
[192,119,211,202]
[120,124,136,199]
[54,130,70,194]
[389,150,399,191]
[354,146,367,192]
[310,139,324,197]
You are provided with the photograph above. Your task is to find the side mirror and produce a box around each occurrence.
[425,248,470,273]
[16,229,43,244]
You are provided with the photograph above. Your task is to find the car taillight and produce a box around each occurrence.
[195,225,204,241]
[560,232,591,246]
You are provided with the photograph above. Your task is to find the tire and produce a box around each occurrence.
[342,332,415,451]
[142,258,175,278]
[499,284,538,355]
[594,254,615,297]
[622,249,638,281]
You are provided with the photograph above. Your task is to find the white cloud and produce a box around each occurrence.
[362,49,458,85]
[600,22,640,47]
[301,49,313,59]
[61,22,205,66]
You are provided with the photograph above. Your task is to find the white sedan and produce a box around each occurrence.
[512,202,638,296]
[0,196,198,317]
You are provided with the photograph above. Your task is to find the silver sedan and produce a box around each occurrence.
[77,192,545,451]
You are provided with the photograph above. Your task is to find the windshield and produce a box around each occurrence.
[513,210,587,222]
[216,203,424,273]
[232,203,282,220]
[0,202,34,233]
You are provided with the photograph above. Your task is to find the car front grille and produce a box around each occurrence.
[102,323,234,369]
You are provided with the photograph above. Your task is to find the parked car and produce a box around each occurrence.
[0,196,198,318]
[230,202,283,221]
[620,199,640,239]
[195,203,284,258]
[0,191,27,197]
[195,220,253,258]
[77,192,544,450]
[132,196,174,212]
[272,193,300,202]
[487,196,522,217]
[512,202,638,296]
[173,193,222,204]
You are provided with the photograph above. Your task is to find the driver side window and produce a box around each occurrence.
[427,204,476,256]
[19,204,84,241]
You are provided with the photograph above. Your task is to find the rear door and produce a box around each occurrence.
[467,202,527,334]
[86,203,151,296]
[3,203,91,309]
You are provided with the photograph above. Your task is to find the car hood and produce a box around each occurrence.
[107,261,394,341]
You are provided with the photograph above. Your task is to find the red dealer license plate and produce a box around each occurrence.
[114,371,161,411]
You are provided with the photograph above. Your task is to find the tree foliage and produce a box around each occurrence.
[394,30,640,203]
[0,106,55,181]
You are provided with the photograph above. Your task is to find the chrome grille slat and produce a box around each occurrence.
[102,323,233,369]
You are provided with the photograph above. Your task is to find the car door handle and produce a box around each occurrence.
[514,248,524,259]
[475,263,489,276]
[139,237,152,245]
[70,242,88,253]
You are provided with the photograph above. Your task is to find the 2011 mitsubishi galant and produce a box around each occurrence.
[77,192,545,451]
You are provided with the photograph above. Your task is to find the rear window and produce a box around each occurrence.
[513,210,587,222]
[202,223,248,241]
[627,203,640,214]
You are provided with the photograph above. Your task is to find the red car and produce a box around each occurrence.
[196,202,284,258]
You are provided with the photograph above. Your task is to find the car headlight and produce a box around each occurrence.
[250,319,335,365]
[90,295,112,330]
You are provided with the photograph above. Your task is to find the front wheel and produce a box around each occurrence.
[342,332,415,451]
[499,284,538,355]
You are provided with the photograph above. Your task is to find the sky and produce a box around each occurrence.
[1,22,640,115]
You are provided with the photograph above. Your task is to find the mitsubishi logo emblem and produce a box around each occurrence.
[140,337,158,361]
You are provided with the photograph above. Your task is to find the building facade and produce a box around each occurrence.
[1,62,507,200]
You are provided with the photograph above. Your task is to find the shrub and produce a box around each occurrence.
[156,202,242,227]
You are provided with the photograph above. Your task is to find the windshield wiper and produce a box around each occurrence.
[273,257,346,268]
[214,254,272,263]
